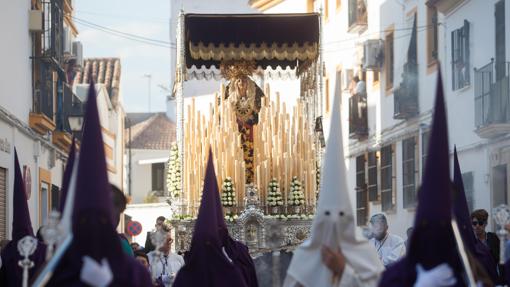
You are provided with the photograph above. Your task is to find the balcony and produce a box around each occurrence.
[52,130,72,151]
[349,93,368,139]
[348,0,368,33]
[394,61,419,120]
[38,0,64,65]
[30,61,55,135]
[475,61,510,139]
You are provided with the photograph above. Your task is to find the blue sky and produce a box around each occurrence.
[75,0,171,113]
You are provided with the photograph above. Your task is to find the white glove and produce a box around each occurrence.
[80,256,113,287]
[414,263,457,287]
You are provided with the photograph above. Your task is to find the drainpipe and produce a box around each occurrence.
[126,117,132,197]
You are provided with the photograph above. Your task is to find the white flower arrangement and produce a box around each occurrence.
[266,178,283,208]
[288,176,305,208]
[166,143,182,199]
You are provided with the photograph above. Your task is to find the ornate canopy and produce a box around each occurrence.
[183,13,320,78]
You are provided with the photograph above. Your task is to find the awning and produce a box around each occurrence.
[184,13,320,72]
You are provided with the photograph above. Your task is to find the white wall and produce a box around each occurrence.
[129,149,170,204]
[260,0,510,238]
[0,1,68,238]
[0,0,33,122]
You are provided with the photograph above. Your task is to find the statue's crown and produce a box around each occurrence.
[220,60,256,80]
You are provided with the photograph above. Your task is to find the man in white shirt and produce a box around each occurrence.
[369,214,406,267]
[147,232,184,287]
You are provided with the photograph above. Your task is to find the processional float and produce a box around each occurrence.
[168,12,324,257]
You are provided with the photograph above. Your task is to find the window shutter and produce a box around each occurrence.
[463,20,470,86]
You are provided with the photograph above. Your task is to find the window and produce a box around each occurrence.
[421,131,431,177]
[356,155,368,226]
[380,145,394,211]
[51,184,60,211]
[403,137,417,208]
[385,31,394,91]
[495,0,506,81]
[39,168,51,225]
[336,0,341,11]
[452,20,470,90]
[427,5,439,64]
[367,151,378,201]
[152,163,165,192]
[40,182,49,225]
[462,172,474,212]
[0,168,6,240]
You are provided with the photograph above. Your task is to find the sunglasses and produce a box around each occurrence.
[471,221,486,226]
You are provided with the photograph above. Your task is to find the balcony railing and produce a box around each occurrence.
[41,0,64,64]
[349,93,368,139]
[394,61,419,119]
[475,60,510,137]
[348,0,368,33]
[33,61,54,120]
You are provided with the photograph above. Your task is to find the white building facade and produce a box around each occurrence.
[0,0,81,240]
[253,0,510,238]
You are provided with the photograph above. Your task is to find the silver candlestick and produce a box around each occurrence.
[17,235,38,287]
[492,204,510,264]
[41,210,62,260]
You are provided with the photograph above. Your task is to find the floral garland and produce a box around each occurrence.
[267,178,283,208]
[288,176,305,208]
[166,143,181,199]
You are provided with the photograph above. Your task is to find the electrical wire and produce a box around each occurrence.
[73,16,174,48]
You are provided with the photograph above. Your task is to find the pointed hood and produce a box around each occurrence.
[39,81,153,287]
[58,137,76,213]
[382,69,465,286]
[211,155,259,287]
[453,147,499,283]
[0,149,46,287]
[12,148,33,241]
[192,151,220,246]
[72,83,113,225]
[453,147,476,252]
[174,151,248,287]
[413,69,451,227]
[285,86,383,287]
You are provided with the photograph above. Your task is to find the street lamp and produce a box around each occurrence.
[68,115,84,132]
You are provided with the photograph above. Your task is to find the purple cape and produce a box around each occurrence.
[379,69,465,286]
[0,149,46,287]
[174,151,248,287]
[45,82,152,286]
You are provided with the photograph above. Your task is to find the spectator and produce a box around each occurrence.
[131,242,144,252]
[111,184,134,257]
[369,214,406,267]
[471,209,499,263]
[147,232,184,287]
[135,251,150,270]
[145,216,167,253]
